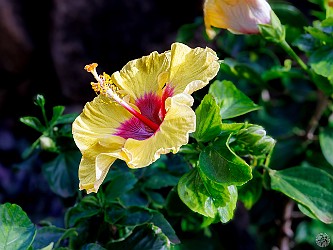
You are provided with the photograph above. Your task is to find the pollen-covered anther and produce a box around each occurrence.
[84,63,98,73]
[91,82,101,94]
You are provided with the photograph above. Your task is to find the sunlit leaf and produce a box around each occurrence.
[199,135,252,185]
[178,168,237,223]
[150,212,180,244]
[269,166,333,223]
[0,203,36,250]
[192,94,222,142]
[20,116,45,133]
[50,106,65,126]
[217,185,238,223]
[319,127,333,167]
[309,46,333,84]
[209,80,260,119]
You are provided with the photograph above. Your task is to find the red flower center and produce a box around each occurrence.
[115,85,174,140]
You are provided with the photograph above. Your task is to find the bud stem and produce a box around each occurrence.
[279,40,308,73]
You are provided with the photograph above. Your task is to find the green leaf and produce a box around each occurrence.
[104,204,127,224]
[262,65,305,82]
[319,127,333,167]
[293,34,318,53]
[233,64,263,84]
[297,204,317,220]
[220,123,245,134]
[55,113,79,125]
[104,171,138,201]
[178,168,220,217]
[65,195,101,227]
[209,80,260,119]
[295,219,333,247]
[42,150,80,198]
[50,106,65,126]
[81,243,106,250]
[20,116,45,132]
[202,175,232,207]
[165,188,192,216]
[149,212,180,244]
[116,207,152,226]
[192,94,222,142]
[269,166,333,223]
[305,25,333,44]
[238,170,263,209]
[38,242,54,250]
[144,190,165,207]
[33,226,65,249]
[176,18,202,43]
[143,172,179,190]
[199,135,252,185]
[119,189,149,207]
[217,185,238,223]
[33,226,77,249]
[107,224,170,250]
[309,46,333,83]
[177,168,237,223]
[322,17,333,26]
[0,203,36,250]
[271,2,309,29]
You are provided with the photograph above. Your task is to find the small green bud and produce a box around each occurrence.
[234,125,276,156]
[34,94,46,107]
[258,11,285,43]
[40,136,57,152]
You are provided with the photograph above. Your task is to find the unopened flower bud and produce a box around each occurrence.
[258,11,285,43]
[40,136,57,152]
[235,125,275,155]
[204,0,272,39]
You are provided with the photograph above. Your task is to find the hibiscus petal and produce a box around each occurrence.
[73,95,132,192]
[78,142,123,193]
[72,95,129,152]
[204,0,272,38]
[111,51,170,100]
[168,43,220,95]
[120,93,195,168]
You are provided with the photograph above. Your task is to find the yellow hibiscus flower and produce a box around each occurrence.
[72,42,220,193]
[204,0,272,39]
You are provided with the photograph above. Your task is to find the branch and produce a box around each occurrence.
[305,90,329,141]
[278,199,295,250]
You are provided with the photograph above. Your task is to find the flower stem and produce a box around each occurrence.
[279,40,308,73]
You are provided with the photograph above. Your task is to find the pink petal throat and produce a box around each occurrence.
[115,85,174,140]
